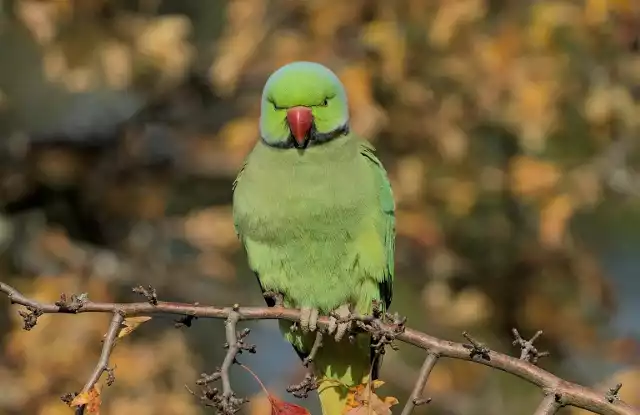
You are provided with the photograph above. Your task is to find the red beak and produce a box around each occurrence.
[286,106,313,146]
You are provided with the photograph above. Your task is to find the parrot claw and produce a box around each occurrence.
[327,304,352,342]
[300,307,320,333]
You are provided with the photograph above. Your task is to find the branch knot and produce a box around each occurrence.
[132,285,158,305]
[344,301,406,354]
[462,331,491,361]
[18,305,43,330]
[512,328,550,364]
[55,293,88,313]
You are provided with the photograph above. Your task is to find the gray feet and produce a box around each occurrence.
[298,304,352,342]
[299,306,320,332]
[327,304,352,342]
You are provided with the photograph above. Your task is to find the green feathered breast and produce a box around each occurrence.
[233,135,394,373]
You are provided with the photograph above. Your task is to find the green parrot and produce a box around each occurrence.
[232,61,395,414]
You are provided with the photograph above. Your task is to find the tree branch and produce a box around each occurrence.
[400,353,437,415]
[1,281,638,415]
[191,304,254,413]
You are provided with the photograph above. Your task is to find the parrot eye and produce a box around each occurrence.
[268,98,285,110]
[319,94,336,107]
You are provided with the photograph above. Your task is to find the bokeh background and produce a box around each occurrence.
[0,0,639,414]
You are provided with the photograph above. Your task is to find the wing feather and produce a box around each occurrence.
[359,141,395,379]
[359,142,395,310]
[232,161,277,307]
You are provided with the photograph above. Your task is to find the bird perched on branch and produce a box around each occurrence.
[232,61,395,415]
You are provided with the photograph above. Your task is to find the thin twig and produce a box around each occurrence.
[287,373,319,399]
[75,311,124,415]
[193,304,253,413]
[533,392,563,415]
[512,328,550,364]
[132,285,158,305]
[400,352,438,415]
[285,330,323,398]
[220,305,241,402]
[1,281,639,415]
[606,383,623,403]
[303,331,323,367]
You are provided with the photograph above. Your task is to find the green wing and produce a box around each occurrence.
[359,141,395,310]
[232,161,246,240]
[359,141,395,380]
[233,160,278,308]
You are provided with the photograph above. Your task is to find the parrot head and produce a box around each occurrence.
[259,61,350,150]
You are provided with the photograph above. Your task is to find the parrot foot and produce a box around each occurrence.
[299,306,320,333]
[327,304,352,342]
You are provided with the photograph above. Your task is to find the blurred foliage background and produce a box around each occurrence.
[0,0,639,414]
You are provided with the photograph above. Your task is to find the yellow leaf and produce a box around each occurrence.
[135,15,194,83]
[343,380,398,415]
[584,0,609,25]
[394,157,426,204]
[69,385,101,414]
[445,180,476,217]
[528,2,579,49]
[338,64,374,110]
[99,40,132,90]
[609,0,635,13]
[15,0,60,45]
[539,194,574,249]
[307,3,359,41]
[478,24,521,75]
[396,209,440,248]
[116,316,152,339]
[361,21,406,83]
[183,207,238,251]
[219,117,259,164]
[429,0,486,48]
[209,0,267,95]
[338,63,387,138]
[510,156,561,199]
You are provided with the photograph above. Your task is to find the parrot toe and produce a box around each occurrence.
[328,304,352,342]
[300,307,319,332]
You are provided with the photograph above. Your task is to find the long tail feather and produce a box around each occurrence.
[315,335,373,415]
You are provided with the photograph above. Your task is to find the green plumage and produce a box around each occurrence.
[232,62,395,414]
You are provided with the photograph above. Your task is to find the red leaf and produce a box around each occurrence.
[270,395,311,415]
[237,363,309,414]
